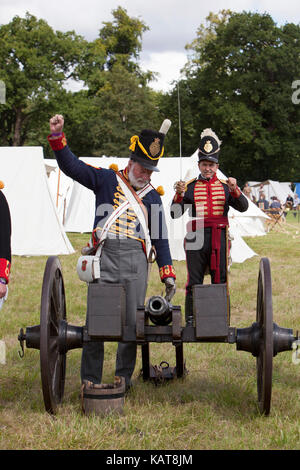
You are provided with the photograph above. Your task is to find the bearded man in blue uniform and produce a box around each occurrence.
[48,115,176,391]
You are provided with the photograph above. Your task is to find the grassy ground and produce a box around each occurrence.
[0,213,299,450]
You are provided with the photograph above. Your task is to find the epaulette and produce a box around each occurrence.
[183,178,197,192]
[109,164,119,172]
[0,181,4,189]
[156,186,164,196]
[219,179,228,185]
[186,178,197,186]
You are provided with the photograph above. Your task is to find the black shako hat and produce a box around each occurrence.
[198,128,222,163]
[129,120,171,172]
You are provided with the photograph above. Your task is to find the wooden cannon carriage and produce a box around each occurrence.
[18,256,298,416]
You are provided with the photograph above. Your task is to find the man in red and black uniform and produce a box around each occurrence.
[171,129,248,326]
[0,185,11,299]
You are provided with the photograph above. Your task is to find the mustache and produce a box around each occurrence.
[128,170,150,188]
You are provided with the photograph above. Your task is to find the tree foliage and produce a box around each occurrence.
[88,64,161,156]
[99,6,148,71]
[163,11,300,182]
[0,12,86,146]
[0,8,161,157]
[2,8,300,183]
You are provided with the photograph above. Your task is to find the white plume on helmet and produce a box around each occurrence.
[159,119,172,135]
[200,128,222,146]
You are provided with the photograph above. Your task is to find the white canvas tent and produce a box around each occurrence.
[62,152,265,263]
[44,159,74,225]
[44,159,57,177]
[0,147,74,256]
[151,151,266,262]
[151,163,259,263]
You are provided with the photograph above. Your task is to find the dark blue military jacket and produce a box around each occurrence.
[50,141,175,280]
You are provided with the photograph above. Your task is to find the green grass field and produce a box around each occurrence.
[0,214,299,450]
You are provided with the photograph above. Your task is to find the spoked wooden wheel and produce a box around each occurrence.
[256,257,273,416]
[40,256,67,414]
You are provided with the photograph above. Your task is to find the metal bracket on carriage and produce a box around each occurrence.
[142,360,188,385]
[18,328,25,358]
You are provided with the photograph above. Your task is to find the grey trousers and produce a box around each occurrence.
[80,238,148,387]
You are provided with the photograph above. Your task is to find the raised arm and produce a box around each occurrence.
[48,114,104,191]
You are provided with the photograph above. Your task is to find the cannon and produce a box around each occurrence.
[18,255,299,416]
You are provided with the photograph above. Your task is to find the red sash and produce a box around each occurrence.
[186,216,228,283]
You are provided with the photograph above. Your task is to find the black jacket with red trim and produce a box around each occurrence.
[171,173,248,221]
[0,191,11,282]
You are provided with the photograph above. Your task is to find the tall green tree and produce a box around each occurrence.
[0,8,162,156]
[185,9,232,70]
[0,12,86,146]
[90,64,160,156]
[75,7,161,157]
[79,6,154,95]
[99,5,148,70]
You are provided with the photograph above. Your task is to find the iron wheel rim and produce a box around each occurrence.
[40,256,66,414]
[256,257,273,416]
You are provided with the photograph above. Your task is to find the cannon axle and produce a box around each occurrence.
[58,320,83,355]
[18,256,298,417]
[18,321,83,356]
[236,322,297,357]
[18,325,40,355]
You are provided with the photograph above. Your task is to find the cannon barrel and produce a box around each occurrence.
[146,295,173,326]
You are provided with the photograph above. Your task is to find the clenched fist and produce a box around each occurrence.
[174,180,186,195]
[227,177,237,192]
[0,283,7,299]
[50,114,64,134]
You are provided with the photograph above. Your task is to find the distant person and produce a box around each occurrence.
[0,183,11,300]
[242,182,252,199]
[258,183,265,198]
[293,194,299,217]
[257,193,269,210]
[269,196,281,211]
[284,194,294,218]
[286,194,294,208]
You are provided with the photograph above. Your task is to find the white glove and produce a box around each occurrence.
[163,277,176,302]
[0,286,8,311]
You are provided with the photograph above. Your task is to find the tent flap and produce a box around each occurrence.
[1,147,74,256]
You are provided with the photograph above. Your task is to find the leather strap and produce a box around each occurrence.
[116,171,150,228]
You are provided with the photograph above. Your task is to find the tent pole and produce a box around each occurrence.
[56,168,61,208]
[177,81,182,181]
